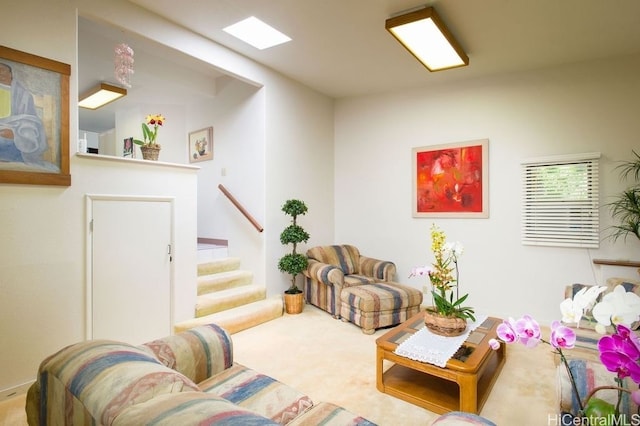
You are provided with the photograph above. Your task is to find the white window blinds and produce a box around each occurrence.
[521,152,600,248]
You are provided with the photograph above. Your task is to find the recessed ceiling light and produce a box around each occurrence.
[223,16,291,50]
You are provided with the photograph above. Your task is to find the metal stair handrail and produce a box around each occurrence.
[218,184,264,233]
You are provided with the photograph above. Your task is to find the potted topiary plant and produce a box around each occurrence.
[606,150,640,242]
[277,199,310,314]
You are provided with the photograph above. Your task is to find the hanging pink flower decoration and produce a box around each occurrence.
[114,43,135,88]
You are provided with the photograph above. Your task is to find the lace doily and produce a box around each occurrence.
[394,314,488,367]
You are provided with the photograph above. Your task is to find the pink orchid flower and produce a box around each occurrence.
[496,318,518,343]
[549,320,576,349]
[409,266,431,278]
[598,326,640,382]
[488,338,501,350]
[514,315,541,348]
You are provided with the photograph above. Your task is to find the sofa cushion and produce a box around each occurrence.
[35,340,199,425]
[113,392,279,425]
[340,282,422,312]
[200,363,313,424]
[307,245,360,275]
[288,401,377,426]
[142,323,233,384]
[339,282,423,334]
[344,274,377,286]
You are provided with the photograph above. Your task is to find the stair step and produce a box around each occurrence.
[196,285,266,317]
[197,246,228,262]
[175,296,284,335]
[197,270,253,295]
[198,257,241,276]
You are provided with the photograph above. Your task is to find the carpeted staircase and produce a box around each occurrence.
[174,253,284,334]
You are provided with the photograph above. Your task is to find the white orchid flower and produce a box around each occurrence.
[575,286,607,311]
[451,241,464,258]
[559,286,606,326]
[592,285,640,328]
[443,241,464,260]
[560,297,584,325]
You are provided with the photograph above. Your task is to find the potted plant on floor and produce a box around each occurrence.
[277,199,310,314]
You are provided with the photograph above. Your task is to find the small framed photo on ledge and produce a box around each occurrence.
[123,136,134,158]
[188,126,213,163]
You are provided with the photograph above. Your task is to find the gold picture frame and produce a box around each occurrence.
[0,45,71,186]
[188,126,213,163]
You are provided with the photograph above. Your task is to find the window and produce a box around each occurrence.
[521,152,600,248]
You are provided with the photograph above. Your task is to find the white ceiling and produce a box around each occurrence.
[80,0,640,132]
[127,0,640,98]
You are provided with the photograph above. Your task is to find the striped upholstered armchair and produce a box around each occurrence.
[303,245,396,318]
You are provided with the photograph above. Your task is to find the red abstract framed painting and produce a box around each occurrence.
[412,139,489,218]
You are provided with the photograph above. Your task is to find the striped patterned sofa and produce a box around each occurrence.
[26,323,376,425]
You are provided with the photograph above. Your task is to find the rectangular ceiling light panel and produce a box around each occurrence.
[386,7,468,72]
[79,83,127,110]
[223,16,291,50]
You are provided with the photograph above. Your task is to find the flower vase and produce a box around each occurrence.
[424,308,467,337]
[140,144,161,161]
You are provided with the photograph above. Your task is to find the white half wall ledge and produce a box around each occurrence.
[75,153,200,170]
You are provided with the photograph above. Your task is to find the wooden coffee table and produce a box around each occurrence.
[376,312,506,414]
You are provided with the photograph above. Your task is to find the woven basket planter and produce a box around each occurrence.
[424,308,467,337]
[140,145,161,161]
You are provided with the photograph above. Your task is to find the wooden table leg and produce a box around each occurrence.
[376,347,385,392]
[458,373,478,414]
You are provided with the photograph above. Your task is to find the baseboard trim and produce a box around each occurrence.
[197,238,228,246]
[0,381,33,400]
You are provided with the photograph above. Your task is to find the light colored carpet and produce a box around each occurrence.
[0,305,558,425]
[232,305,558,426]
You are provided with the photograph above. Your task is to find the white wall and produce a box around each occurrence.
[0,0,200,395]
[334,55,640,325]
[192,78,267,287]
[0,0,336,396]
[78,0,336,297]
[264,79,336,295]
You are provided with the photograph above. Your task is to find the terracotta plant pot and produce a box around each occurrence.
[424,308,467,337]
[284,292,304,314]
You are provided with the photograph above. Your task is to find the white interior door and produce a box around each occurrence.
[90,196,173,344]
